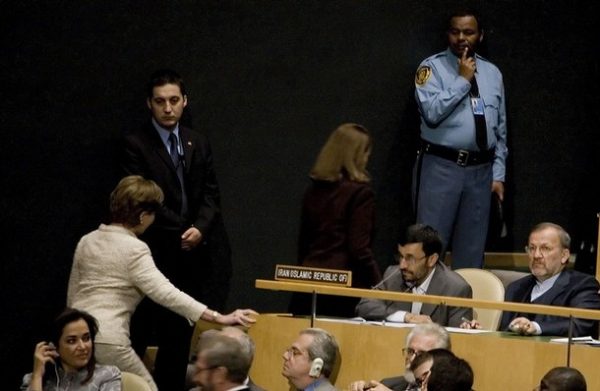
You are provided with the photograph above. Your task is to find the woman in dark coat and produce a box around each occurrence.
[289,123,382,317]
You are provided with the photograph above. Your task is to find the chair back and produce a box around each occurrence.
[455,268,505,330]
[121,371,152,391]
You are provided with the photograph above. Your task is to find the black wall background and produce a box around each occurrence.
[2,0,599,385]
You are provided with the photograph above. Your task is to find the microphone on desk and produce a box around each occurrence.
[371,267,403,289]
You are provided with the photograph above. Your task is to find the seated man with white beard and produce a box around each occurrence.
[349,323,451,391]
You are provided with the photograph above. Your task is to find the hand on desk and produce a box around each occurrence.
[349,380,392,391]
[460,318,482,330]
[509,317,538,335]
[405,313,432,324]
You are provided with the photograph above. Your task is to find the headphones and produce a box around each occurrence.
[308,357,324,377]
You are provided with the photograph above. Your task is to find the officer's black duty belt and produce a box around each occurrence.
[421,141,494,167]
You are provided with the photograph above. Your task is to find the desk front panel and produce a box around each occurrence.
[248,315,600,391]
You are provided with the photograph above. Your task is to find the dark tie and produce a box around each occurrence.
[168,133,180,167]
[470,77,488,151]
[168,133,188,216]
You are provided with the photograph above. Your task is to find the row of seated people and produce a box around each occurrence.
[22,176,599,390]
[194,323,589,391]
[22,309,589,391]
[353,223,600,337]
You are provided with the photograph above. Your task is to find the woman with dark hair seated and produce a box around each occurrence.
[67,175,257,391]
[21,308,121,391]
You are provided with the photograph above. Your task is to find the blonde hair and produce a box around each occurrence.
[110,175,164,226]
[310,123,371,182]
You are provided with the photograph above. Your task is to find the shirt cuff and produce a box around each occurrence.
[532,321,542,335]
[386,311,408,323]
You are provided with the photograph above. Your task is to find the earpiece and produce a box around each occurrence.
[308,357,323,377]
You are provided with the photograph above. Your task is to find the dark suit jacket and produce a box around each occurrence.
[500,269,600,337]
[123,122,220,232]
[355,263,472,327]
[121,122,231,307]
[381,375,409,391]
[247,378,265,391]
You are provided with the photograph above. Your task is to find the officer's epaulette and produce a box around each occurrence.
[429,51,446,60]
[474,53,490,62]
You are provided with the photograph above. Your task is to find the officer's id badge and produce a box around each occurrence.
[471,97,485,115]
[415,66,431,86]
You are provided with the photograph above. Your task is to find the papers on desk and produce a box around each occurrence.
[317,317,414,327]
[315,317,374,325]
[445,326,493,334]
[315,317,492,333]
[550,336,600,345]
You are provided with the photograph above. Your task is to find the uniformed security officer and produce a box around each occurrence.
[413,8,507,269]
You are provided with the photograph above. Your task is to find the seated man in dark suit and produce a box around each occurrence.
[192,332,253,391]
[500,222,600,337]
[189,327,265,391]
[349,323,451,391]
[355,224,472,327]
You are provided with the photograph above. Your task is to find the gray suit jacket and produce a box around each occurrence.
[355,263,472,327]
[313,378,338,391]
[295,378,337,391]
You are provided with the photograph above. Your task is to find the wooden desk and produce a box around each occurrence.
[248,314,600,391]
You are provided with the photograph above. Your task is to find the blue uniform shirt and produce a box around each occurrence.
[415,48,508,181]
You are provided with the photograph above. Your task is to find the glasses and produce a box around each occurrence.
[402,347,424,357]
[524,245,554,257]
[395,254,428,264]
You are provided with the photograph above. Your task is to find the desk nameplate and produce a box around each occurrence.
[274,264,352,287]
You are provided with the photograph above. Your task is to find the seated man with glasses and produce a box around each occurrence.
[500,222,600,337]
[350,323,451,391]
[282,328,339,390]
[355,224,472,327]
[193,331,253,391]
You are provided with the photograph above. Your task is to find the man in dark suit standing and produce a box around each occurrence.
[122,69,232,390]
[500,222,600,337]
[355,224,472,327]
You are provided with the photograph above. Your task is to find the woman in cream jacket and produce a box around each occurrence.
[67,175,257,391]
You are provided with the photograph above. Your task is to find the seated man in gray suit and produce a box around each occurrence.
[355,224,472,327]
[282,328,339,391]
